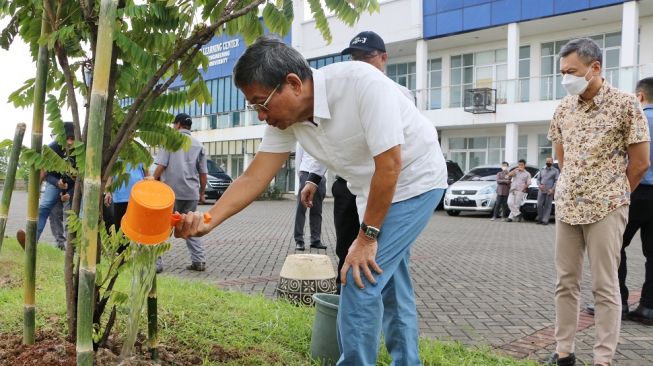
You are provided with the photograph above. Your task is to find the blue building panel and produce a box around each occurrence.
[437,0,463,12]
[436,9,464,35]
[491,0,521,26]
[463,4,492,31]
[520,0,554,20]
[554,0,589,14]
[424,0,437,15]
[464,0,492,6]
[423,0,630,39]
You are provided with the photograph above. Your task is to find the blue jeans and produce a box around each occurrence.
[336,188,444,366]
[37,182,64,242]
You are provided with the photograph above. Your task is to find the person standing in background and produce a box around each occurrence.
[491,161,511,221]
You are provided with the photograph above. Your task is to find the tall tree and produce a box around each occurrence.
[0,123,27,253]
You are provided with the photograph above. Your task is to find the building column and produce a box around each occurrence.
[506,22,520,104]
[620,1,639,92]
[291,0,304,49]
[505,123,519,164]
[415,39,429,110]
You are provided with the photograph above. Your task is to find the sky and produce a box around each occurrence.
[0,20,79,146]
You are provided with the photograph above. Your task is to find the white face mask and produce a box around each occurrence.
[561,66,593,95]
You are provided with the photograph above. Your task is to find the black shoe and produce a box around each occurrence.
[295,242,305,251]
[536,221,542,225]
[156,263,164,274]
[310,243,327,250]
[627,304,653,326]
[186,262,206,272]
[16,229,26,250]
[505,218,513,222]
[585,304,629,319]
[545,352,576,366]
[542,221,549,225]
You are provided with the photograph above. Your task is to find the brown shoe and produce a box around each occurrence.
[186,262,206,272]
[16,230,26,250]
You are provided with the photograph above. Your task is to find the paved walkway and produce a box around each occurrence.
[4,191,651,365]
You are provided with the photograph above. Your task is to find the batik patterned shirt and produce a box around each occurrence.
[548,81,650,225]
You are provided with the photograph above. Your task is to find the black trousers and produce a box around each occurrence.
[619,184,653,308]
[492,194,509,219]
[332,178,359,288]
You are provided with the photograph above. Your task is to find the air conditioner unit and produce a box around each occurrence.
[464,88,496,114]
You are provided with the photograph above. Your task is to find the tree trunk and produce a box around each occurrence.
[147,276,158,360]
[23,10,50,345]
[0,123,26,253]
[75,0,118,364]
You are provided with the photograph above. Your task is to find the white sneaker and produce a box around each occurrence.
[490,217,496,221]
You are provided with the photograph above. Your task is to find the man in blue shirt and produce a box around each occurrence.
[620,77,653,325]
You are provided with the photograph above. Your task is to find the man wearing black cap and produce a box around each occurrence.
[17,122,76,249]
[153,113,208,272]
[317,31,414,290]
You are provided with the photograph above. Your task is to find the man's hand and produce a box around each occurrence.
[548,188,554,195]
[57,179,68,190]
[61,193,70,202]
[144,176,155,181]
[539,184,545,191]
[199,193,206,205]
[340,235,383,289]
[300,182,317,208]
[103,192,112,207]
[174,211,212,239]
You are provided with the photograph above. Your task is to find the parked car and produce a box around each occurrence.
[520,163,559,221]
[443,164,539,216]
[436,160,465,210]
[204,160,232,201]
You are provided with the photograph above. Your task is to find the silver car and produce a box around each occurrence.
[443,165,539,216]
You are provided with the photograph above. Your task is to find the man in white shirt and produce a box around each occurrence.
[293,143,327,250]
[174,36,448,365]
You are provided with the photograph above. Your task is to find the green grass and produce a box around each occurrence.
[0,239,539,365]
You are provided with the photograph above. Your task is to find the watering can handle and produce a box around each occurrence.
[170,212,212,226]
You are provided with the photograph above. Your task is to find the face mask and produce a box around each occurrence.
[501,166,508,171]
[546,163,552,167]
[561,66,593,95]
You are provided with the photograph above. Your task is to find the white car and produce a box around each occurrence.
[443,165,539,216]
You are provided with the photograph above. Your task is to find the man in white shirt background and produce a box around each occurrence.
[293,143,327,251]
[174,36,448,365]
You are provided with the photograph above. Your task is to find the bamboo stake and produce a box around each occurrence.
[0,123,27,253]
[23,10,50,345]
[147,276,158,360]
[76,0,118,364]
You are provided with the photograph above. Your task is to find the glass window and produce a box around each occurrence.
[387,62,416,91]
[605,32,621,48]
[451,55,461,68]
[468,137,487,149]
[488,136,504,148]
[475,50,494,65]
[449,137,466,149]
[495,49,507,63]
[428,58,443,110]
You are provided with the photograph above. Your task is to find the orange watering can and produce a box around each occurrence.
[121,180,211,245]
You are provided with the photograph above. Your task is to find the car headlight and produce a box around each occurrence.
[478,186,494,195]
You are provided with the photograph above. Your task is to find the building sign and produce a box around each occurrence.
[170,29,292,88]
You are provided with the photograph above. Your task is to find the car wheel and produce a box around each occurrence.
[446,210,460,216]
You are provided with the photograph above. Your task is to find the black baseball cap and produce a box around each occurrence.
[341,31,386,55]
[174,113,192,127]
[63,122,74,138]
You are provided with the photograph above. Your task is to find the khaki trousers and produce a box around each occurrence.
[554,205,628,364]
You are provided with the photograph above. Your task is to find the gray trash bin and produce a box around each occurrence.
[310,293,340,365]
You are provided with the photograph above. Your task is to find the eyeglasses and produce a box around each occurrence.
[246,84,280,112]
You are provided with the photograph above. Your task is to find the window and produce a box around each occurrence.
[518,46,530,102]
[449,54,473,108]
[387,62,417,91]
[537,134,553,167]
[308,54,350,69]
[540,32,621,100]
[428,58,442,109]
[518,135,527,162]
[448,136,506,171]
[474,49,507,104]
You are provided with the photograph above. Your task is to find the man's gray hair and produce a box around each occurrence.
[233,36,312,89]
[559,38,602,65]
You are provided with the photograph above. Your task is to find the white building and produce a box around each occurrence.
[187,0,653,192]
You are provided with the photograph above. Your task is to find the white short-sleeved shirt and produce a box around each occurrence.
[258,61,448,217]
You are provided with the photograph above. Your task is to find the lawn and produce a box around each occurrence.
[0,239,539,365]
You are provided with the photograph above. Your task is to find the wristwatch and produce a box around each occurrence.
[360,222,380,240]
